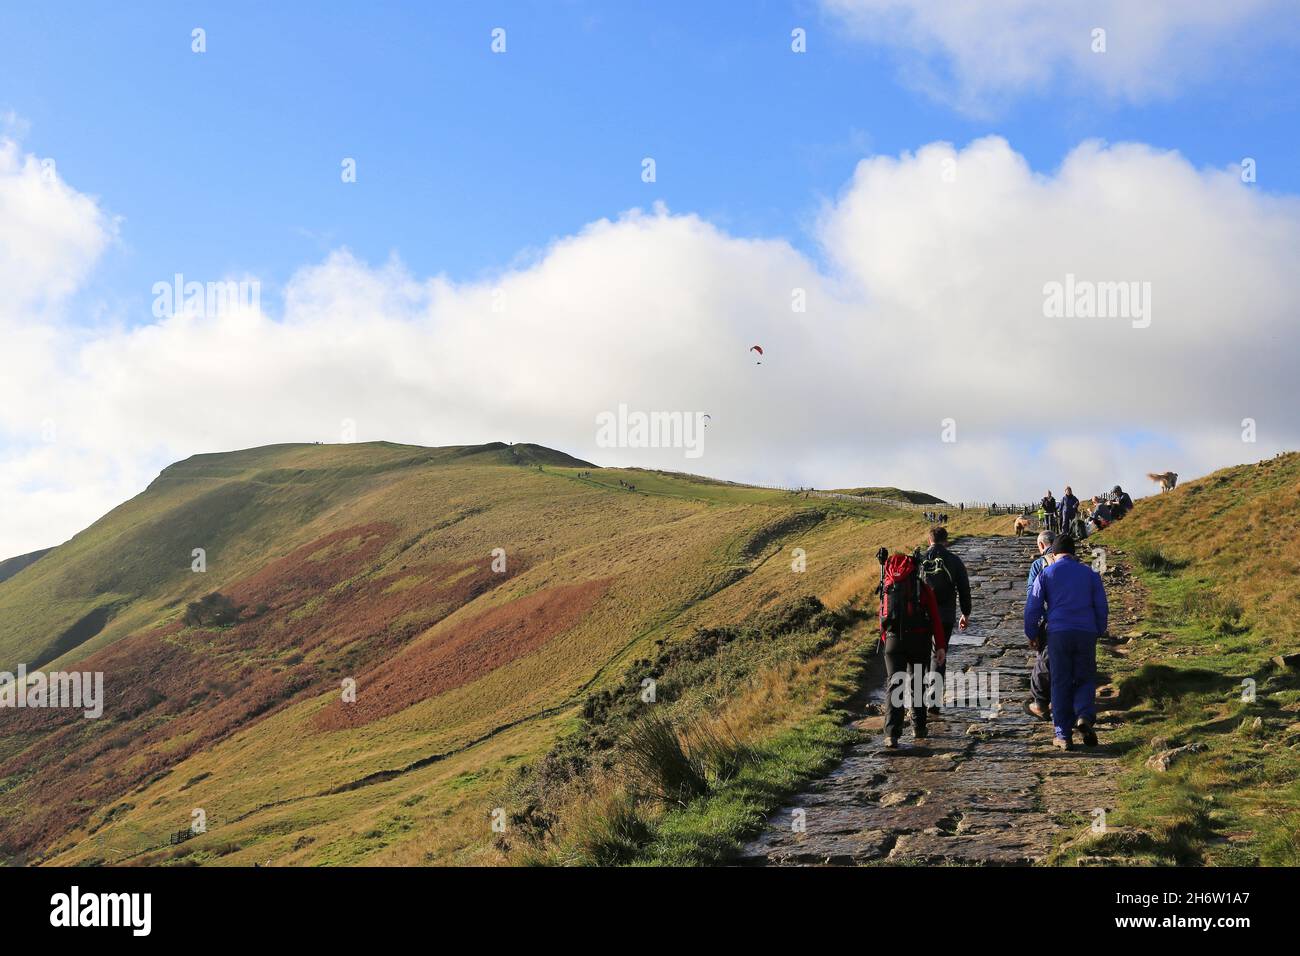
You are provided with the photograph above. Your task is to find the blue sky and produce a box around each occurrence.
[3,1,1300,555]
[5,0,1298,322]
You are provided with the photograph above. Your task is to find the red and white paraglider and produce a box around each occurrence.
[750,344,763,365]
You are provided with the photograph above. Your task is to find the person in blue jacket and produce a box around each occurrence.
[1023,534,1108,750]
[1059,486,1080,532]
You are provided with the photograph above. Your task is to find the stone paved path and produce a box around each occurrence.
[741,535,1119,865]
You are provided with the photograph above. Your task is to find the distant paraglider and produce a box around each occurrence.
[750,344,763,365]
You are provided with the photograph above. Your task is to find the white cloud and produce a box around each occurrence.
[822,0,1289,112]
[0,139,113,312]
[2,135,1299,556]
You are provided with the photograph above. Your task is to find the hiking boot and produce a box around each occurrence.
[913,726,928,740]
[884,735,900,749]
[1026,700,1049,721]
[1076,719,1099,747]
[1052,735,1073,751]
[926,706,943,717]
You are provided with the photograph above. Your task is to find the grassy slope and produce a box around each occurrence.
[1,441,944,866]
[830,487,946,505]
[0,548,53,585]
[1065,453,1300,865]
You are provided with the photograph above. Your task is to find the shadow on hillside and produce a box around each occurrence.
[1116,664,1238,708]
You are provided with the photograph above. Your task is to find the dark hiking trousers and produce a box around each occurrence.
[1030,646,1051,707]
[1047,629,1098,740]
[884,632,932,737]
[931,617,954,698]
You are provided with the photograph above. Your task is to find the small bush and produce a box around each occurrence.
[183,592,242,627]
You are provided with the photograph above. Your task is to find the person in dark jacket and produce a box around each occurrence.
[1040,490,1058,532]
[880,553,948,748]
[1024,534,1108,750]
[1025,531,1057,720]
[922,527,972,715]
[1111,485,1134,518]
[1059,486,1079,530]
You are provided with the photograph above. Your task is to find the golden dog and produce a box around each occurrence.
[1147,471,1178,493]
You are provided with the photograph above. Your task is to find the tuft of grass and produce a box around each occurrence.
[1179,588,1245,635]
[619,712,755,806]
[1131,544,1188,574]
[620,712,711,805]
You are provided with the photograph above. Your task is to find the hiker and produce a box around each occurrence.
[1087,495,1113,534]
[878,548,948,748]
[1025,531,1057,721]
[1111,485,1134,519]
[1040,490,1058,533]
[1059,486,1079,531]
[921,527,971,714]
[1023,534,1108,750]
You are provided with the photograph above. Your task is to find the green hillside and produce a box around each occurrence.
[1072,452,1300,865]
[830,486,947,505]
[8,441,1295,867]
[0,548,52,585]
[0,440,938,865]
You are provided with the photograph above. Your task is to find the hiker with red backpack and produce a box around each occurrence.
[876,546,948,748]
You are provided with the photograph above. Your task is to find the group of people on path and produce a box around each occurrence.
[876,519,1109,752]
[878,526,971,748]
[1039,485,1134,537]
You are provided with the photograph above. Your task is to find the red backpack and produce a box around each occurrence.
[879,553,932,641]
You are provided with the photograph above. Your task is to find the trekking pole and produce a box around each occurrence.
[874,547,888,655]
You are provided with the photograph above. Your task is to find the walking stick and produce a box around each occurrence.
[873,546,888,655]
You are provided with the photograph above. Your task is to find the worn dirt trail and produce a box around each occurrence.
[741,535,1120,865]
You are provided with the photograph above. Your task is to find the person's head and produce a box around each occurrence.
[1046,489,1052,497]
[1112,485,1123,495]
[1036,531,1055,554]
[928,526,948,546]
[1064,485,1072,495]
[1052,534,1077,556]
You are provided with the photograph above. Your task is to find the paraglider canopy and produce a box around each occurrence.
[750,344,763,364]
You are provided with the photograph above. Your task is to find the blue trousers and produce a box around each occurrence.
[1046,629,1097,738]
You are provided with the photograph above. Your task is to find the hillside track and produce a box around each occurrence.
[741,535,1121,865]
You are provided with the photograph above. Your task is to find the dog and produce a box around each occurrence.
[1013,515,1032,536]
[1147,471,1178,493]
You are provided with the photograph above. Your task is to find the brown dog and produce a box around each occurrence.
[1014,515,1032,536]
[1147,471,1178,492]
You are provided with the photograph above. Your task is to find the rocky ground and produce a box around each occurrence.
[741,535,1135,865]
